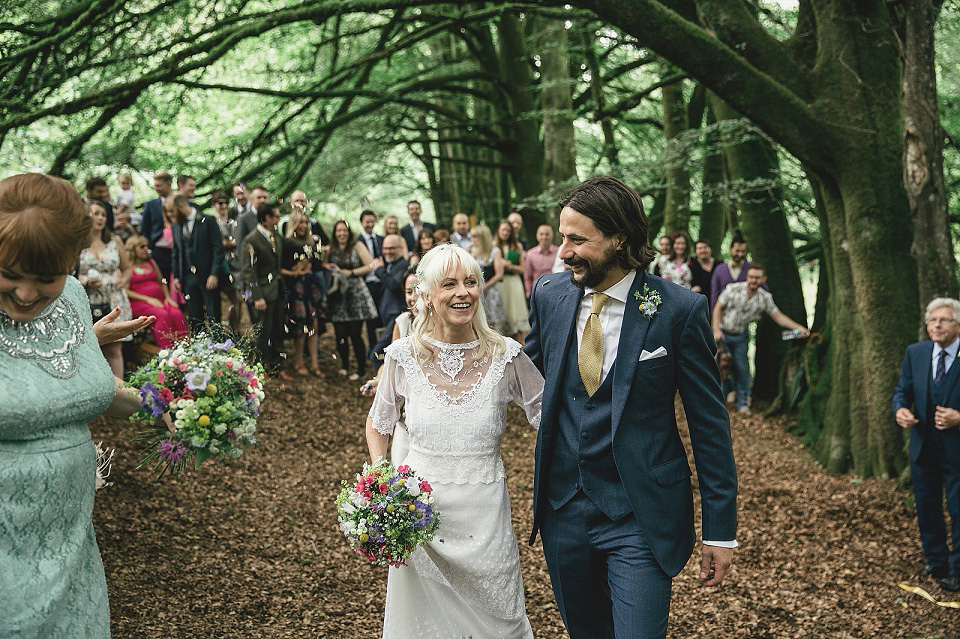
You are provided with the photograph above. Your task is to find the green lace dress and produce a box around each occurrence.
[0,276,115,638]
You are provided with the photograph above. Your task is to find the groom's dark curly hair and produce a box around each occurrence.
[558,176,656,271]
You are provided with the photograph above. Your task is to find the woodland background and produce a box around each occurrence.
[2,0,959,476]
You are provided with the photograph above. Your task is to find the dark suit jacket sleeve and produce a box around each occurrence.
[522,274,545,375]
[240,231,262,301]
[893,350,915,415]
[141,201,156,245]
[172,226,183,281]
[207,216,225,277]
[675,294,738,542]
[377,258,409,296]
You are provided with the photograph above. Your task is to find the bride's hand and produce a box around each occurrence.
[360,379,377,396]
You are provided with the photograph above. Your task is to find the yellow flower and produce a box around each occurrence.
[359,533,369,542]
[205,383,218,397]
[386,504,395,513]
[408,504,416,512]
[197,415,211,427]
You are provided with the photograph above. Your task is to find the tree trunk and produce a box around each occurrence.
[537,17,578,231]
[711,97,807,404]
[697,100,726,251]
[497,12,547,231]
[660,66,690,234]
[902,0,956,310]
[580,26,619,170]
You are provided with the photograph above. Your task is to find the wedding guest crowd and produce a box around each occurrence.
[56,171,567,380]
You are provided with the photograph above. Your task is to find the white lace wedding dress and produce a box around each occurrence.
[369,335,543,638]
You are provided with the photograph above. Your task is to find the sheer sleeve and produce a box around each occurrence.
[507,350,544,429]
[368,350,406,435]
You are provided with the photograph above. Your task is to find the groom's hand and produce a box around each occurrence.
[699,545,733,587]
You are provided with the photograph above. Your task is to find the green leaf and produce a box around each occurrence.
[194,448,213,469]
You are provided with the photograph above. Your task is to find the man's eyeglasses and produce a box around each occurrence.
[926,318,957,326]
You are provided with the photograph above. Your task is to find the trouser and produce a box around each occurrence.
[541,492,672,639]
[913,430,960,577]
[252,298,285,372]
[334,321,367,376]
[721,330,751,409]
[182,272,222,336]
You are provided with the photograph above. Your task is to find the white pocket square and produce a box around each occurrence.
[639,346,668,361]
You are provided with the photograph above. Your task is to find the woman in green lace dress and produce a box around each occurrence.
[0,174,156,639]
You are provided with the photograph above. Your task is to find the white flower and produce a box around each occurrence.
[339,521,356,536]
[174,419,185,429]
[407,483,421,497]
[341,502,357,515]
[158,350,169,358]
[175,410,186,420]
[214,424,228,435]
[351,493,366,509]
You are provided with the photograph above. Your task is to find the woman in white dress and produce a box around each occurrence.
[365,244,543,639]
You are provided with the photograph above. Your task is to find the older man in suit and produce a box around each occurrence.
[894,297,960,592]
[171,194,224,335]
[524,177,738,639]
[240,202,295,381]
[372,233,409,329]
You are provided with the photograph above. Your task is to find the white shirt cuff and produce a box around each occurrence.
[703,540,738,548]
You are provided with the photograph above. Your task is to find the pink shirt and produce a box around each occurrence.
[524,244,558,296]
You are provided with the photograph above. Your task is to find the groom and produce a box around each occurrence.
[524,177,738,638]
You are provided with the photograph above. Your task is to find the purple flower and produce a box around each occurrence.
[139,383,168,418]
[184,369,211,391]
[158,439,187,463]
[212,338,235,352]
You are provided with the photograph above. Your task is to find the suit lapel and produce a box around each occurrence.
[611,271,653,439]
[914,342,932,416]
[539,281,584,437]
[937,344,960,399]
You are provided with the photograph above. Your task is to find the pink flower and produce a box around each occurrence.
[216,371,223,377]
[250,378,259,389]
[397,465,411,474]
[173,358,180,365]
[226,362,234,369]
[157,371,166,384]
[379,484,389,495]
[179,365,188,372]
[420,480,432,493]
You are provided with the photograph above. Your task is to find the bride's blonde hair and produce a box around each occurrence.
[411,243,505,361]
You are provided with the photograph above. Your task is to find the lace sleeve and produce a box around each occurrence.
[507,350,544,430]
[368,350,405,435]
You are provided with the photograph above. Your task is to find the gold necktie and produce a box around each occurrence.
[579,292,609,396]
[269,232,277,253]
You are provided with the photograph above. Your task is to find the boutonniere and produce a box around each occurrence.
[634,284,661,319]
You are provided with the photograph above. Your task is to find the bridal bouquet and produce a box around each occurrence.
[336,459,441,567]
[128,334,264,478]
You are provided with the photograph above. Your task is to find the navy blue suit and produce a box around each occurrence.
[172,212,224,333]
[524,270,738,638]
[373,257,409,329]
[893,340,960,578]
[140,197,165,246]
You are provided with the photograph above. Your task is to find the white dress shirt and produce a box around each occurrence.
[184,207,198,237]
[932,337,960,378]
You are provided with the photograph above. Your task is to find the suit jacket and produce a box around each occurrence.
[141,197,165,246]
[374,257,409,324]
[240,228,293,303]
[524,269,738,576]
[172,212,225,283]
[893,341,960,463]
[235,211,259,249]
[400,221,436,254]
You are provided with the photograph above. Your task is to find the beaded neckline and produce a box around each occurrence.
[0,294,85,379]
[423,335,480,350]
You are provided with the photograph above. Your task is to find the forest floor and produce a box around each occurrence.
[92,334,960,638]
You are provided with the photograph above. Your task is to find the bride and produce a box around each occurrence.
[365,244,543,638]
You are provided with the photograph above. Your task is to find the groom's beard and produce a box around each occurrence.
[566,244,620,290]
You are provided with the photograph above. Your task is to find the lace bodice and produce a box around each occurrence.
[369,336,543,484]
